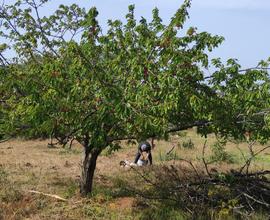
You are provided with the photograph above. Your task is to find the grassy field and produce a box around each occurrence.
[0,129,269,220]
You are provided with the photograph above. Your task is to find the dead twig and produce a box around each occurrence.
[166,144,176,155]
[239,145,270,174]
[242,192,270,208]
[132,164,270,216]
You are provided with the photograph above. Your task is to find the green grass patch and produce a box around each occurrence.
[254,154,270,163]
[0,167,23,203]
[181,139,195,149]
[158,151,182,162]
[58,148,81,155]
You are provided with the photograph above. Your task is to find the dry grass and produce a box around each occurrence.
[0,130,269,219]
[0,139,139,220]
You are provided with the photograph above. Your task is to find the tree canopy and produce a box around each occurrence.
[0,0,270,194]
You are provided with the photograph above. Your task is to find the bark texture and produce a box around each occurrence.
[80,147,101,196]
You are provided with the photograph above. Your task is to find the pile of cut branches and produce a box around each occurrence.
[129,164,270,218]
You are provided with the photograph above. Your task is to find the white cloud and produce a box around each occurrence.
[192,0,270,10]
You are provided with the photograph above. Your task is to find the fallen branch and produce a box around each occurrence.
[0,138,11,143]
[26,190,67,202]
[239,145,270,174]
[242,192,270,208]
[234,170,270,179]
[131,164,270,216]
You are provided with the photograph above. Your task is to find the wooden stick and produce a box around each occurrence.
[242,192,270,207]
[166,145,175,155]
[27,190,67,202]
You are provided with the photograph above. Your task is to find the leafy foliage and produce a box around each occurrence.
[0,0,227,147]
[1,0,269,146]
[1,0,270,194]
[210,141,235,164]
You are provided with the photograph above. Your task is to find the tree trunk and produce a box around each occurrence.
[80,147,101,196]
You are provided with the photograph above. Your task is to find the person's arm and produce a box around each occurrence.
[134,151,141,164]
[134,143,142,164]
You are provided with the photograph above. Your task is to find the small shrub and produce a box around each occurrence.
[0,187,22,203]
[36,199,48,210]
[177,131,187,137]
[181,139,195,149]
[82,203,111,219]
[64,181,78,199]
[137,203,186,220]
[0,168,22,203]
[158,151,181,162]
[210,142,235,164]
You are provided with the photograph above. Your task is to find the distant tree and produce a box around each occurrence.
[0,0,269,195]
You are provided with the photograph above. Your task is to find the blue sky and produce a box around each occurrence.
[3,0,270,68]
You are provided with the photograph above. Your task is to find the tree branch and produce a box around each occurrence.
[31,0,60,58]
[202,139,212,177]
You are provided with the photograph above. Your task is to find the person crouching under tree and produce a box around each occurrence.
[134,138,155,165]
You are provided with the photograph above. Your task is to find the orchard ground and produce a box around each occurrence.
[0,129,269,220]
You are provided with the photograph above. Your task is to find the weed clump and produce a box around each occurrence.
[0,167,22,203]
[210,142,235,164]
[181,139,195,149]
[158,151,181,162]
